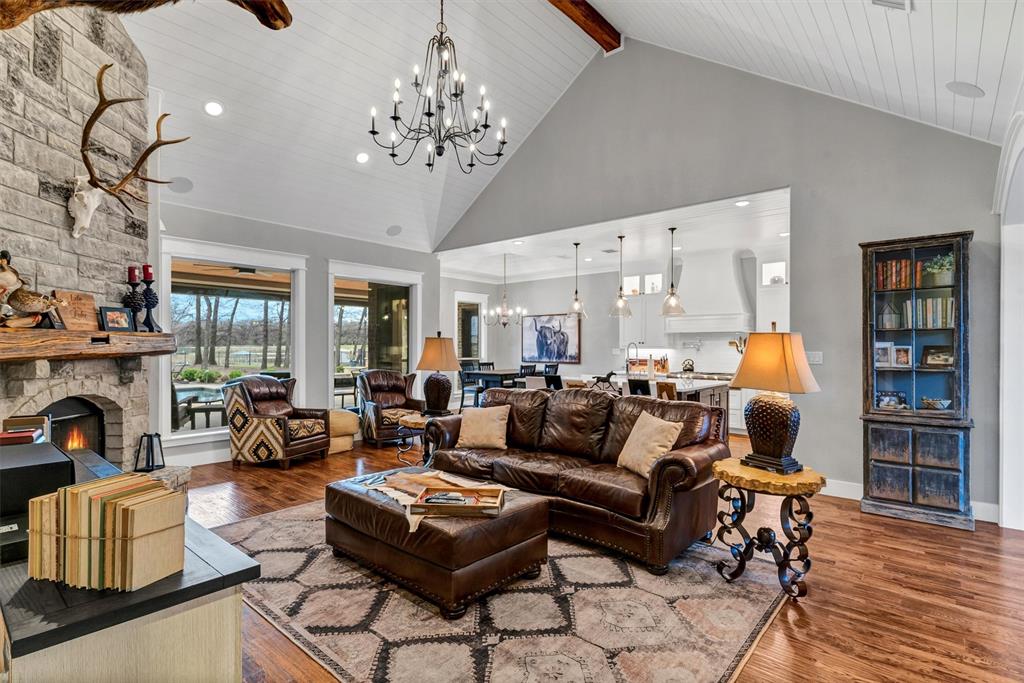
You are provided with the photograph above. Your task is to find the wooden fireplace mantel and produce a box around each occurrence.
[0,330,176,363]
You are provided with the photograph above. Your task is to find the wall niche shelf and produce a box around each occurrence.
[859,231,973,530]
[0,330,177,363]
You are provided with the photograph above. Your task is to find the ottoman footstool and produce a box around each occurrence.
[325,467,548,619]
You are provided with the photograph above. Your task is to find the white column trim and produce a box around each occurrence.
[326,260,425,406]
[993,111,1024,215]
[1000,222,1024,529]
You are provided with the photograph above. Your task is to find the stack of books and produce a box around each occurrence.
[27,473,186,591]
[876,258,912,289]
[0,428,45,446]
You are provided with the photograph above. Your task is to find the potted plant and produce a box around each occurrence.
[920,253,954,287]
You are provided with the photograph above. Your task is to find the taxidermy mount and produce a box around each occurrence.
[0,0,292,31]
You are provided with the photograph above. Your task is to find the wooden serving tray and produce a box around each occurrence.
[408,486,504,517]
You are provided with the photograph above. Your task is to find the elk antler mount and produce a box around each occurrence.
[68,64,189,238]
[0,1,292,32]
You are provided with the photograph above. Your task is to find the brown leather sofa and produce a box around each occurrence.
[424,387,729,573]
[356,369,426,446]
[223,375,329,469]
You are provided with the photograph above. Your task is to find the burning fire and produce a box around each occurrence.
[64,425,88,451]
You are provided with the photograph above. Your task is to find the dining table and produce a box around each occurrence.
[463,368,522,389]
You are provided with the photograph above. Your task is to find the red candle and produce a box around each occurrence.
[142,263,153,280]
[128,265,139,283]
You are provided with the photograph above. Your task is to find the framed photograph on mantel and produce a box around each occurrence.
[522,313,581,364]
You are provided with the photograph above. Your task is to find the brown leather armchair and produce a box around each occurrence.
[223,375,329,469]
[356,369,425,446]
[424,388,730,573]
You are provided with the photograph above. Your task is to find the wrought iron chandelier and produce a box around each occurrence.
[661,227,685,316]
[369,0,508,173]
[567,242,587,319]
[485,254,525,327]
[609,235,632,318]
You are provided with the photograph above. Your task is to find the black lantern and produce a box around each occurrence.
[133,433,166,472]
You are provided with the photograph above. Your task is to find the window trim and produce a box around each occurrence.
[158,235,308,444]
[327,260,424,408]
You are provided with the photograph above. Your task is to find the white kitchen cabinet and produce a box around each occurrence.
[618,294,668,347]
[729,389,746,434]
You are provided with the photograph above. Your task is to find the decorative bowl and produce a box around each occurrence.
[921,398,952,410]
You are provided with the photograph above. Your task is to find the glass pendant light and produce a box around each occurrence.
[661,227,686,316]
[609,235,632,318]
[568,242,587,319]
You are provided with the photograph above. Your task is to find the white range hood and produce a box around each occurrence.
[665,249,754,334]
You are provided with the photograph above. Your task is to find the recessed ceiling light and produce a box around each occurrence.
[355,152,369,164]
[734,200,750,207]
[167,176,193,194]
[779,232,791,237]
[386,224,403,237]
[946,81,985,98]
[513,240,525,245]
[584,257,593,262]
[203,101,224,117]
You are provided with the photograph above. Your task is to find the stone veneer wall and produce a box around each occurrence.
[0,10,151,466]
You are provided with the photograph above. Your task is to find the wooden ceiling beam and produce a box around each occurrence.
[548,0,621,53]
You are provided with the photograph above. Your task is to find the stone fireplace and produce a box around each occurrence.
[0,357,148,468]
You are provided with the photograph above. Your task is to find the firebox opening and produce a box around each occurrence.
[38,397,106,458]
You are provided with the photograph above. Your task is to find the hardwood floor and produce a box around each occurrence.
[188,438,1024,683]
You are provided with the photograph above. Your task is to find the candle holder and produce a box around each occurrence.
[121,281,145,331]
[140,278,161,333]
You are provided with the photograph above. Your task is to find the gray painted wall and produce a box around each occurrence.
[1006,153,1024,225]
[441,40,1002,503]
[161,203,441,407]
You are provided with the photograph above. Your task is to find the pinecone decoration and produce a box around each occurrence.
[142,288,159,309]
[122,289,145,314]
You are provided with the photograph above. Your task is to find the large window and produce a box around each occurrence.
[332,278,409,408]
[169,258,292,433]
[456,301,481,360]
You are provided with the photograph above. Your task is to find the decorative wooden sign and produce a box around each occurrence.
[52,290,99,331]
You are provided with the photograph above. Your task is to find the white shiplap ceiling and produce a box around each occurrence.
[591,0,1024,146]
[439,188,791,283]
[122,1,598,252]
[123,1,1024,254]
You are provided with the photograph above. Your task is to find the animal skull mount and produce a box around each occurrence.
[68,64,189,238]
[0,1,292,32]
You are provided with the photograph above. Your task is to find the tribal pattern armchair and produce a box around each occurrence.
[223,375,329,469]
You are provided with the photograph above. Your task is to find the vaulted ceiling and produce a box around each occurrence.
[123,1,1024,255]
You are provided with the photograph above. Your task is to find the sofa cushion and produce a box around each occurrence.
[381,408,419,426]
[255,400,294,418]
[481,388,550,449]
[287,418,326,441]
[556,464,649,519]
[431,448,507,480]
[598,396,712,464]
[456,405,510,449]
[492,450,591,493]
[538,388,614,460]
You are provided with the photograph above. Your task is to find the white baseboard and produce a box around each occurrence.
[823,478,999,524]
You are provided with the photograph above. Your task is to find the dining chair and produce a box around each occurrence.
[519,364,537,376]
[543,363,559,375]
[544,375,563,390]
[479,361,495,370]
[655,381,678,400]
[627,378,652,396]
[458,370,484,411]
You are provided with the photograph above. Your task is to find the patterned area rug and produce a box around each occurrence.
[215,501,785,683]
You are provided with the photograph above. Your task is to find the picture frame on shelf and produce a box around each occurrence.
[892,345,912,368]
[920,345,954,368]
[874,341,894,368]
[99,306,136,332]
[875,390,909,410]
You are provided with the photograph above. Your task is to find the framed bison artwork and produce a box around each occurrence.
[522,314,581,364]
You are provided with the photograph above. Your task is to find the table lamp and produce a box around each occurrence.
[416,332,461,416]
[729,323,820,474]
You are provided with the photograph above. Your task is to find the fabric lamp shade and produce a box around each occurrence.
[416,335,461,372]
[730,331,820,394]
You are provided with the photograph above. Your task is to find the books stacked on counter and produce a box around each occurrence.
[916,297,955,329]
[27,473,186,591]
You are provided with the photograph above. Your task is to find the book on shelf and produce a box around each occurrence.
[27,473,185,591]
[875,258,912,289]
[916,297,955,329]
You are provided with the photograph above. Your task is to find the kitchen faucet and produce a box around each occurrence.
[625,342,640,376]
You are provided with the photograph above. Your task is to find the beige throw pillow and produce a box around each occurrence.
[617,411,684,479]
[455,405,511,449]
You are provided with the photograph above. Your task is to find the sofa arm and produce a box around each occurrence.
[646,440,731,499]
[424,414,462,451]
[405,397,427,412]
[290,407,329,421]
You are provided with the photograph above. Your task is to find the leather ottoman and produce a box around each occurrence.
[325,467,548,619]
